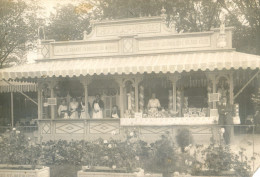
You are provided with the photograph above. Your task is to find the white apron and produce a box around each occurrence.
[92,103,103,119]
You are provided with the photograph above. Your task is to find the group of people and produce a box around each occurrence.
[57,94,120,119]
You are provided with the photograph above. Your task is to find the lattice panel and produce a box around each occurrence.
[140,127,171,134]
[123,38,133,53]
[89,122,120,134]
[41,45,49,58]
[41,122,51,134]
[55,123,84,134]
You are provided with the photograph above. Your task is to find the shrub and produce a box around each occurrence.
[176,128,193,152]
[0,128,42,169]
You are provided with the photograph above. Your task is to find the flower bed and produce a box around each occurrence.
[0,128,253,177]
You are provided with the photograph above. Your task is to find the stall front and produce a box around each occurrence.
[1,15,260,142]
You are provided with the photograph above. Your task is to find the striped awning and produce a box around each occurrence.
[0,51,260,80]
[0,80,37,93]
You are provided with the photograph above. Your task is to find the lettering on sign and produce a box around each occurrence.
[53,42,119,56]
[138,36,211,51]
[96,23,161,37]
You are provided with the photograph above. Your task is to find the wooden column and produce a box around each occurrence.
[115,77,125,117]
[80,78,91,119]
[11,92,14,127]
[207,73,217,109]
[49,81,57,119]
[229,72,234,105]
[172,82,176,112]
[37,83,43,119]
[168,75,180,112]
[212,76,217,109]
[120,84,124,117]
[134,77,142,112]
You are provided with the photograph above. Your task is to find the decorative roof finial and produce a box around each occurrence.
[161,6,167,22]
[217,13,227,48]
[83,30,87,40]
[220,14,226,34]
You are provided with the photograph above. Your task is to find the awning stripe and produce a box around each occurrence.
[0,80,37,93]
[1,51,260,80]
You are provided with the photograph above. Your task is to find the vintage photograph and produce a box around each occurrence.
[0,0,260,177]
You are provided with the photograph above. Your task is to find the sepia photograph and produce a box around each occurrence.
[0,0,260,177]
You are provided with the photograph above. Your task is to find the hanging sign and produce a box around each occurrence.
[47,98,57,105]
[208,93,220,102]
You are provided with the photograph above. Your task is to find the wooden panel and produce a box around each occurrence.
[41,122,51,134]
[89,122,120,134]
[55,122,84,134]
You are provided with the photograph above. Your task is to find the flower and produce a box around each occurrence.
[221,128,225,134]
[184,146,190,152]
[111,130,116,135]
[129,132,134,137]
[103,140,108,144]
[135,156,139,161]
[16,130,20,134]
[112,165,116,169]
[108,144,112,148]
[173,172,179,176]
[12,128,16,131]
[28,137,31,141]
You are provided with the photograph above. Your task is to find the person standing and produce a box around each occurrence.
[69,97,79,119]
[79,97,91,119]
[58,99,69,119]
[92,94,104,119]
[147,93,161,113]
[111,105,120,118]
[217,97,233,144]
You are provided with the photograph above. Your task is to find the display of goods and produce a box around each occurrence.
[131,91,135,110]
[139,85,144,111]
[168,90,173,110]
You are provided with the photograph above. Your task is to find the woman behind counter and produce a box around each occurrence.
[69,97,79,119]
[111,105,120,118]
[147,93,161,113]
[92,94,104,119]
[58,99,69,119]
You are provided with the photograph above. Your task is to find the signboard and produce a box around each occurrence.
[96,22,161,37]
[47,98,57,105]
[138,36,211,51]
[53,41,119,56]
[210,109,218,117]
[208,93,220,102]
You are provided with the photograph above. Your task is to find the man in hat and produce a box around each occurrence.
[217,96,233,144]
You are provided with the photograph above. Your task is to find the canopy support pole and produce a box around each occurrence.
[3,79,38,105]
[11,92,14,127]
[234,70,260,100]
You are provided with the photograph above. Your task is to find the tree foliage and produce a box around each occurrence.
[45,4,91,41]
[0,0,38,68]
[99,0,222,32]
[218,0,260,54]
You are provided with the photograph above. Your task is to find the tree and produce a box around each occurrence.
[98,0,259,55]
[0,0,38,68]
[98,0,222,32]
[45,4,91,41]
[218,0,260,55]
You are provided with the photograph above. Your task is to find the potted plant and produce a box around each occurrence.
[0,128,49,177]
